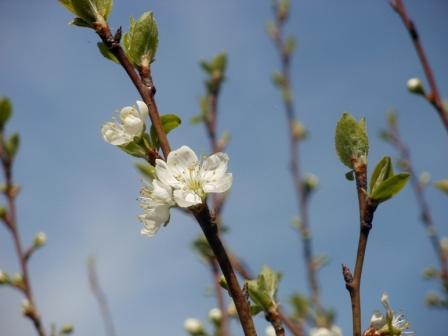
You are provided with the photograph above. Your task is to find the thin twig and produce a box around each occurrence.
[390,0,448,132]
[266,310,285,336]
[210,258,230,336]
[87,258,118,336]
[0,138,46,336]
[342,163,377,336]
[269,1,321,312]
[386,120,448,292]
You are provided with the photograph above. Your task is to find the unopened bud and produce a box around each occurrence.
[21,299,33,316]
[184,318,203,334]
[0,206,6,221]
[407,78,425,95]
[60,324,75,334]
[33,232,47,248]
[0,269,10,284]
[291,120,307,141]
[266,325,276,336]
[11,273,24,288]
[419,172,431,186]
[227,303,237,317]
[440,237,448,257]
[303,173,319,192]
[422,266,438,280]
[208,308,222,324]
[425,292,443,307]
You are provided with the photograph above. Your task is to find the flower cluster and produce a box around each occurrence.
[138,145,232,236]
[364,293,414,336]
[101,101,148,146]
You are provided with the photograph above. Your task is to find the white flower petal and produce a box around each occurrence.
[136,100,149,119]
[370,311,386,329]
[202,173,232,193]
[167,145,198,171]
[101,122,131,145]
[155,159,182,188]
[151,180,173,204]
[139,205,170,237]
[120,106,144,136]
[200,152,229,182]
[173,189,202,208]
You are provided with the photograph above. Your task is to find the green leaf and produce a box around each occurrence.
[118,139,147,158]
[249,304,264,316]
[59,0,112,26]
[135,162,156,180]
[245,266,281,311]
[123,11,159,67]
[150,114,181,149]
[0,97,12,128]
[345,170,354,181]
[370,156,394,194]
[191,235,214,260]
[370,173,410,203]
[97,42,119,63]
[434,179,448,196]
[335,112,369,168]
[289,293,309,319]
[211,52,227,74]
[5,133,20,159]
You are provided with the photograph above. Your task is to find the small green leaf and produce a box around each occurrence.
[335,112,369,168]
[345,170,354,181]
[97,42,119,63]
[123,11,159,67]
[59,0,112,26]
[210,52,227,74]
[289,293,309,319]
[150,114,181,149]
[271,72,285,88]
[434,179,448,196]
[245,266,281,312]
[370,156,394,194]
[191,235,214,260]
[0,97,12,128]
[249,304,263,316]
[135,162,156,180]
[370,173,410,203]
[387,111,397,127]
[118,140,147,158]
[5,133,20,159]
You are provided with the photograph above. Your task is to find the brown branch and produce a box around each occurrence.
[266,310,285,336]
[0,140,46,336]
[87,22,256,336]
[192,204,257,336]
[94,24,171,158]
[269,1,321,312]
[390,0,448,132]
[386,120,448,292]
[210,258,230,336]
[342,163,377,336]
[87,258,118,336]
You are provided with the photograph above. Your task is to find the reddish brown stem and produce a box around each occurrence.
[390,0,448,132]
[192,204,257,336]
[266,310,285,336]
[387,121,448,292]
[0,143,46,336]
[270,2,321,312]
[342,163,377,336]
[210,259,230,336]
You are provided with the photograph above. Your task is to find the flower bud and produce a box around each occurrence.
[0,269,10,285]
[184,318,203,334]
[33,232,47,248]
[291,120,307,141]
[419,171,431,186]
[303,173,319,192]
[60,324,75,334]
[407,78,425,95]
[265,325,276,336]
[440,237,448,257]
[21,299,33,316]
[227,303,237,317]
[11,273,24,288]
[208,308,222,324]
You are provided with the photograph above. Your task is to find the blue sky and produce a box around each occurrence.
[0,0,447,335]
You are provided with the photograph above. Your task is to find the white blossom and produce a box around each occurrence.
[184,318,203,333]
[406,78,424,95]
[138,179,175,237]
[309,326,343,336]
[265,325,276,336]
[155,146,232,208]
[33,232,47,247]
[101,101,148,146]
[368,293,414,336]
[208,308,222,323]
